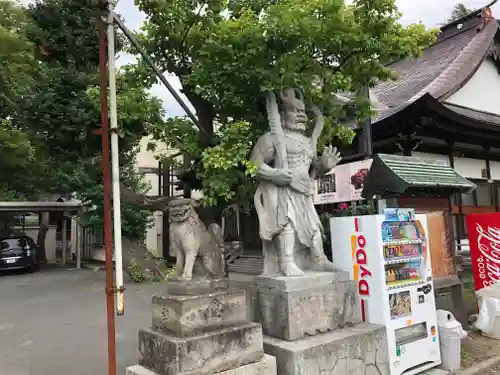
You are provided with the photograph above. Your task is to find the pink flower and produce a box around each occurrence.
[338,203,348,210]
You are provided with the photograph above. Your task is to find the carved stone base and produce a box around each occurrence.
[256,271,361,341]
[127,354,276,375]
[263,323,389,375]
[139,323,264,375]
[166,277,229,296]
[152,289,247,337]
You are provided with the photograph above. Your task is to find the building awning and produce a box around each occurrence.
[0,201,84,213]
[361,154,476,199]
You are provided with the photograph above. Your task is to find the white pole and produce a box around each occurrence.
[107,8,124,316]
[61,215,67,265]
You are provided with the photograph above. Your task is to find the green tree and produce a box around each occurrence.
[447,3,472,23]
[134,0,438,209]
[18,0,165,242]
[0,0,54,201]
[0,0,38,119]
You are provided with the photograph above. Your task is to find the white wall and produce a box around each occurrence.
[490,161,500,180]
[452,157,486,180]
[136,136,170,169]
[143,172,162,257]
[412,152,487,180]
[446,58,500,115]
[136,137,178,258]
[412,152,450,166]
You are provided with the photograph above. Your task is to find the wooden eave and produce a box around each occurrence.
[370,94,500,144]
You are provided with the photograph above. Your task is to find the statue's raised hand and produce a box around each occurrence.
[320,146,341,171]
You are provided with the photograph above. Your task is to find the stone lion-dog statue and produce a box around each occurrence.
[168,198,225,281]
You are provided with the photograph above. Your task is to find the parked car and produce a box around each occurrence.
[0,232,38,273]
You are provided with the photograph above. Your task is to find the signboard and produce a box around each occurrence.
[314,159,373,205]
[465,213,500,291]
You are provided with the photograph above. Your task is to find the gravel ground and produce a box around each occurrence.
[473,363,500,375]
[461,331,500,369]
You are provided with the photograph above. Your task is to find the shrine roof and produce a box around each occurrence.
[372,4,499,124]
[361,154,477,199]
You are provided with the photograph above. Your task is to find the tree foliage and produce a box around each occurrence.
[19,0,166,240]
[447,3,472,23]
[0,0,38,119]
[0,0,165,241]
[134,0,438,209]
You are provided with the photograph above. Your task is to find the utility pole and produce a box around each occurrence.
[97,1,117,374]
[106,0,125,317]
[359,85,373,159]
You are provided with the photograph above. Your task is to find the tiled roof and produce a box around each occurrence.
[444,102,500,125]
[372,13,499,122]
[361,154,477,198]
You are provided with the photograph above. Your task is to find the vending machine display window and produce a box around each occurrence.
[382,220,428,290]
[395,322,428,346]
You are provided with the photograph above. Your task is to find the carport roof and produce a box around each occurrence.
[0,201,84,212]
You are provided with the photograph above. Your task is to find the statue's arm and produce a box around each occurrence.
[250,133,277,183]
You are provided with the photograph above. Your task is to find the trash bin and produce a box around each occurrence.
[475,283,500,339]
[436,309,468,372]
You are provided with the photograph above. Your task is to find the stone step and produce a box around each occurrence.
[127,355,277,375]
[228,265,262,275]
[228,255,264,274]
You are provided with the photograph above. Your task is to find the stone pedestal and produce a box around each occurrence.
[256,271,361,341]
[128,278,277,375]
[264,324,389,375]
[256,272,389,375]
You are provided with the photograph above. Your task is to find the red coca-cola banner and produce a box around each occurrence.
[466,213,500,291]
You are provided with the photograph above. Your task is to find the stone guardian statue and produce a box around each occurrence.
[250,90,342,277]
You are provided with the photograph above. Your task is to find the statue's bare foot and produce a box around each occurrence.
[179,273,192,281]
[322,260,337,271]
[312,256,341,272]
[280,261,304,277]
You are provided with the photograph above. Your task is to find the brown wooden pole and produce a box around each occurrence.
[98,5,117,375]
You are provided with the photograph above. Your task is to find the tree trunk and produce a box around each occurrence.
[36,212,49,263]
[183,85,215,137]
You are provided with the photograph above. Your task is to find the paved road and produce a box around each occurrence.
[0,266,166,375]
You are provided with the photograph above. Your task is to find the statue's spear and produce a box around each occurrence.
[265,92,288,229]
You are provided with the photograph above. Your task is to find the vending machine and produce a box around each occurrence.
[330,209,441,375]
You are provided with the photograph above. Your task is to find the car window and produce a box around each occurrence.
[0,238,26,250]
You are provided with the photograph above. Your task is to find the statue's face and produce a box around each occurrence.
[282,100,308,132]
[168,198,194,222]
